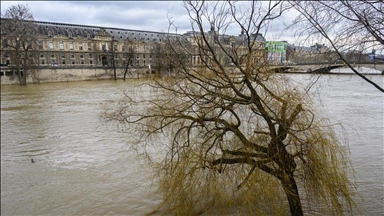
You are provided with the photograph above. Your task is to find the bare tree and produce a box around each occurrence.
[290,1,384,92]
[104,1,356,215]
[151,36,189,76]
[109,36,118,80]
[122,39,135,81]
[1,4,38,85]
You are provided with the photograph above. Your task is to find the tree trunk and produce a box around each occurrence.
[22,53,27,85]
[16,50,23,85]
[123,63,129,81]
[113,58,117,81]
[280,175,303,216]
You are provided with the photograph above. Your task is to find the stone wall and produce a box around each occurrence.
[0,67,152,85]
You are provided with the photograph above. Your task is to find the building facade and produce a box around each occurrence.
[1,19,266,77]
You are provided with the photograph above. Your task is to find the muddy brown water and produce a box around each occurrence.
[1,75,383,215]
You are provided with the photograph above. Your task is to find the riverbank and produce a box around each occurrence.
[1,66,382,85]
[0,67,153,85]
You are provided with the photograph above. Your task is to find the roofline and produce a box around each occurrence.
[1,18,179,36]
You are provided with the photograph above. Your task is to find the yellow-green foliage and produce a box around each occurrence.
[109,72,356,215]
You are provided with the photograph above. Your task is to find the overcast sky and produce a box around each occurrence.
[1,1,299,43]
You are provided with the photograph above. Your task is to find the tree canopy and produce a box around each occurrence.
[1,4,38,85]
[290,1,384,92]
[104,1,357,215]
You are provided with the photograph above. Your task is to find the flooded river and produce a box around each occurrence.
[1,75,383,215]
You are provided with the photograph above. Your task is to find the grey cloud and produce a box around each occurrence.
[1,1,299,43]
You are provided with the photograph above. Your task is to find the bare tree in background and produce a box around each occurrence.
[1,4,38,85]
[290,1,384,92]
[104,1,356,215]
[152,36,189,76]
[122,39,135,81]
[109,36,118,80]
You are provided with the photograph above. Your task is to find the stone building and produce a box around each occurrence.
[1,19,266,77]
[287,43,339,64]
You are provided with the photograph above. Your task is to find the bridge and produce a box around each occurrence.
[268,63,384,74]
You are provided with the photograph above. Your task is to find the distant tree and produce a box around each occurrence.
[1,4,38,85]
[290,1,384,92]
[122,39,135,81]
[152,40,176,75]
[151,34,190,76]
[104,1,356,215]
[109,36,118,80]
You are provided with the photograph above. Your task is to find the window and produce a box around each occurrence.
[38,40,43,49]
[113,44,117,51]
[41,60,45,65]
[2,39,8,48]
[80,54,84,59]
[79,42,83,50]
[72,60,75,64]
[62,60,66,64]
[49,41,54,50]
[69,42,73,50]
[89,53,93,58]
[40,54,45,58]
[61,54,65,59]
[101,43,106,51]
[143,54,146,59]
[71,54,75,59]
[59,41,64,50]
[88,42,92,50]
[48,31,52,37]
[81,60,84,64]
[90,60,93,65]
[87,33,90,39]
